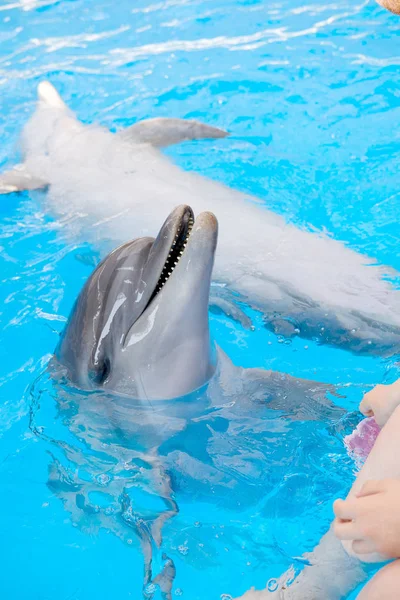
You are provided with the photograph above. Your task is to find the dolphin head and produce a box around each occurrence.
[55,206,218,400]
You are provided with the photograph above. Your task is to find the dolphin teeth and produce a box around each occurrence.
[149,212,195,304]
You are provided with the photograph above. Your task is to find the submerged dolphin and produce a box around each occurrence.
[38,206,346,598]
[2,82,400,355]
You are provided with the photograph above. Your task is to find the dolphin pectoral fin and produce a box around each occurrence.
[209,295,254,330]
[117,117,229,147]
[0,164,48,194]
[242,368,346,421]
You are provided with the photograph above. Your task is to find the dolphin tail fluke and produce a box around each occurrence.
[117,117,229,148]
[37,80,68,110]
[0,164,47,194]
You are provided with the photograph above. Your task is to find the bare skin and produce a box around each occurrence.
[334,479,400,559]
[235,387,400,600]
[357,561,400,599]
[359,379,400,428]
[332,381,400,600]
[377,0,400,15]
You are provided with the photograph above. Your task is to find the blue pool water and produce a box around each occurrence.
[1,1,400,598]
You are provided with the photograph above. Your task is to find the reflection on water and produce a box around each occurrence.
[29,362,357,598]
[1,2,400,597]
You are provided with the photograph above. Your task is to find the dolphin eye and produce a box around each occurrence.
[91,358,111,386]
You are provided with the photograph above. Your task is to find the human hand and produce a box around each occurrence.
[359,379,400,427]
[333,479,400,559]
[376,0,400,16]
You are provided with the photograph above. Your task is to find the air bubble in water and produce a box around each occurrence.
[178,545,189,556]
[175,589,183,596]
[144,583,157,597]
[267,579,278,592]
[96,473,111,486]
[221,595,232,600]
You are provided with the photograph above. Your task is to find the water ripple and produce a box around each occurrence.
[0,0,399,597]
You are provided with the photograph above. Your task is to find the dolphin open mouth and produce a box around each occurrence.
[56,203,218,399]
[145,206,195,308]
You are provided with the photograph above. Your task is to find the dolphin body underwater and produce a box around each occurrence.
[2,82,400,356]
[33,206,353,599]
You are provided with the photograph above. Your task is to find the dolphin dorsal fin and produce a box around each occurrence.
[37,81,68,110]
[117,117,229,148]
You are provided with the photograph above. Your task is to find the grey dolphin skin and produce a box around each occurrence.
[56,205,217,400]
[44,206,347,598]
[55,204,345,409]
[3,82,400,357]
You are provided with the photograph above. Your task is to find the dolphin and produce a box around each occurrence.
[2,81,400,356]
[56,204,218,400]
[55,204,344,408]
[33,205,346,598]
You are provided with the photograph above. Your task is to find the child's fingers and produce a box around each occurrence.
[359,395,373,416]
[352,539,376,555]
[333,518,361,541]
[357,480,385,498]
[333,498,358,520]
